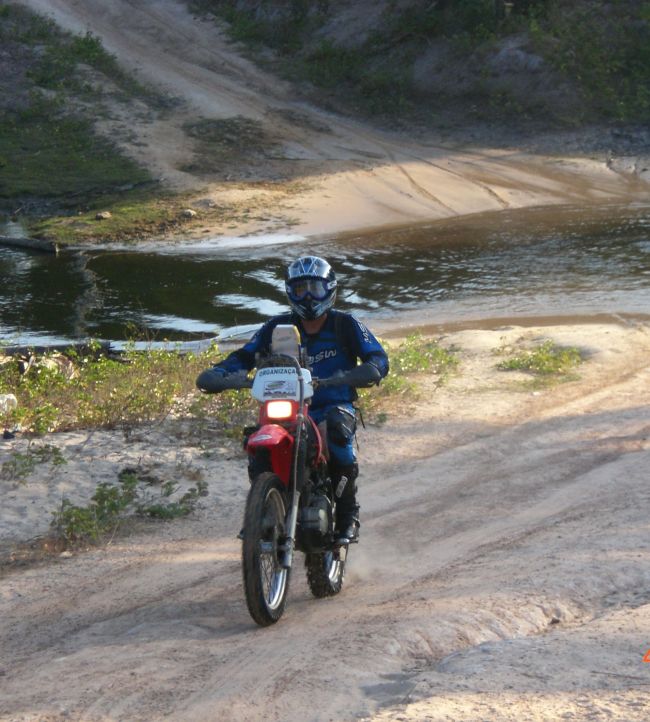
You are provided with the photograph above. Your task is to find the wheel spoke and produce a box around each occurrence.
[243,474,291,624]
[258,490,287,610]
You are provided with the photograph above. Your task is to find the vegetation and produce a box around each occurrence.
[0,3,156,216]
[529,2,650,120]
[496,339,583,384]
[180,116,279,175]
[359,333,459,414]
[0,342,254,435]
[50,466,209,545]
[0,332,591,552]
[1,0,647,240]
[0,104,151,203]
[1,443,66,483]
[193,0,650,123]
[29,192,198,245]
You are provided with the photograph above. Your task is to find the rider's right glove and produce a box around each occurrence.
[196,366,227,393]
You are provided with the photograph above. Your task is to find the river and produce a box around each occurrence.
[1,202,648,348]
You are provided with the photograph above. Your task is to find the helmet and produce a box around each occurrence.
[285,256,337,320]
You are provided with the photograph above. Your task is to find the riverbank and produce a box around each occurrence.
[7,0,649,247]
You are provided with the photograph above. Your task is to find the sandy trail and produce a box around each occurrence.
[17,0,650,239]
[2,322,650,721]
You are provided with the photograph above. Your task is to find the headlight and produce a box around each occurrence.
[265,400,294,419]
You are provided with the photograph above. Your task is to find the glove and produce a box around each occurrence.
[195,367,227,393]
[320,362,382,388]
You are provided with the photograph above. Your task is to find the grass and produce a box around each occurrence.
[359,333,459,415]
[0,103,151,202]
[29,192,193,245]
[50,466,209,545]
[529,1,650,121]
[0,330,590,555]
[0,3,162,217]
[0,342,255,435]
[0,332,460,552]
[1,443,66,483]
[496,339,583,387]
[0,333,459,434]
[180,116,279,175]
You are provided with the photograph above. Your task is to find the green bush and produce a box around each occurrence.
[497,339,583,375]
[50,467,209,545]
[359,333,459,413]
[531,1,650,120]
[0,343,253,434]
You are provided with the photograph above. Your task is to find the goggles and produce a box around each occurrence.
[287,277,332,301]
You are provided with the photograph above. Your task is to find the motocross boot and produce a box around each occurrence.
[332,463,360,544]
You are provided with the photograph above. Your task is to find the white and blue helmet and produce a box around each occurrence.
[285,256,337,320]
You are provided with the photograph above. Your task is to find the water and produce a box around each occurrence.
[1,203,648,347]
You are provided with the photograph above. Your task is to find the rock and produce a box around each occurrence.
[95,211,112,220]
[18,354,77,380]
[181,208,198,218]
[0,393,17,415]
[490,45,545,74]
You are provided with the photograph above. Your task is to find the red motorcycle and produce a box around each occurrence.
[200,326,360,626]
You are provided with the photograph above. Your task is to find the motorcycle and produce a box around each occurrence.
[199,325,362,626]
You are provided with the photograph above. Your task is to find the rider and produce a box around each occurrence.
[196,255,389,543]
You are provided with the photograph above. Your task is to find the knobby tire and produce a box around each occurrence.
[305,549,345,598]
[242,472,290,626]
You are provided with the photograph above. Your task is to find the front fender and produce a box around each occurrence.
[247,424,294,486]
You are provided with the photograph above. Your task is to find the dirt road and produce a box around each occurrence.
[2,323,650,721]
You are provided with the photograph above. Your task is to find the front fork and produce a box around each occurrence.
[280,414,308,569]
[281,490,301,569]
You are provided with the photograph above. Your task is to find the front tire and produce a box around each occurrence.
[242,472,290,626]
[305,549,346,598]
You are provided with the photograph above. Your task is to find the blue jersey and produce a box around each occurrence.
[216,310,389,410]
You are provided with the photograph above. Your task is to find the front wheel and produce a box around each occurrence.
[242,472,290,626]
[305,548,346,598]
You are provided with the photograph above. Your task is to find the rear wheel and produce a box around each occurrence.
[305,548,346,598]
[242,472,290,626]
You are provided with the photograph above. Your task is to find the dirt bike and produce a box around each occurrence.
[200,325,363,626]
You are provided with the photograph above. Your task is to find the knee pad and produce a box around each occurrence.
[326,406,357,447]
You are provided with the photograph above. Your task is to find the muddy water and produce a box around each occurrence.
[1,203,648,346]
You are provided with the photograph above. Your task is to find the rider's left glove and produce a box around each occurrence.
[196,366,227,393]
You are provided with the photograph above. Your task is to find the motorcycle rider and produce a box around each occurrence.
[196,255,389,543]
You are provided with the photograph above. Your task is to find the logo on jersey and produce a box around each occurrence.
[308,348,338,365]
[355,319,371,344]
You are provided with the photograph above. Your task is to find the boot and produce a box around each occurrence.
[332,463,360,544]
[336,511,360,544]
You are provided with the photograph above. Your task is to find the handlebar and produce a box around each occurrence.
[197,361,381,394]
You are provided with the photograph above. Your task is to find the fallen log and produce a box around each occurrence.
[1,340,113,358]
[0,235,59,254]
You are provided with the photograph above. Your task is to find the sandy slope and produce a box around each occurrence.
[16,0,650,240]
[1,322,650,721]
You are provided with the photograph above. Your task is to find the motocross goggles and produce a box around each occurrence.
[286,277,334,302]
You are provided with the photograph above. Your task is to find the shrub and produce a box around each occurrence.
[0,343,253,434]
[497,339,583,375]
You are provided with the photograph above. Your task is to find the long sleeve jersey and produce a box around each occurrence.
[215,310,389,410]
